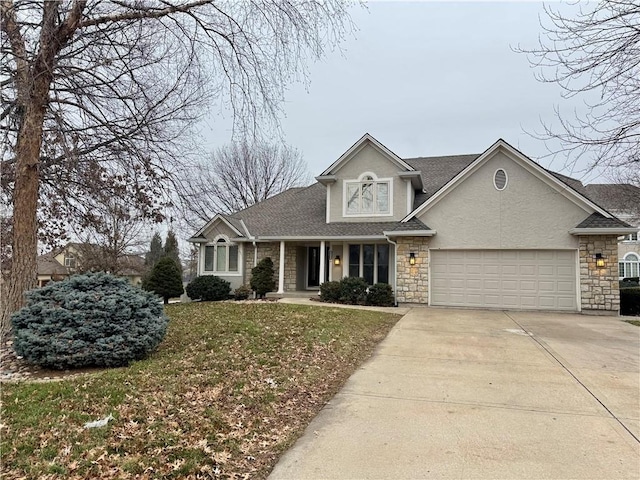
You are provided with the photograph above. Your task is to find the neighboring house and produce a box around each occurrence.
[582,184,640,280]
[189,134,638,314]
[37,242,145,287]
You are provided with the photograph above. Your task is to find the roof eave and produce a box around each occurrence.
[383,229,436,237]
[398,171,424,189]
[315,175,337,186]
[569,227,639,235]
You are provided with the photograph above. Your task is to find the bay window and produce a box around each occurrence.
[204,237,239,274]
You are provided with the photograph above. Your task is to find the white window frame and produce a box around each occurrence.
[346,243,390,285]
[64,253,76,268]
[201,235,241,276]
[622,232,638,242]
[343,172,393,218]
[619,252,640,279]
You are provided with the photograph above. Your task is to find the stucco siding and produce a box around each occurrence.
[202,220,238,240]
[419,151,589,250]
[329,143,409,223]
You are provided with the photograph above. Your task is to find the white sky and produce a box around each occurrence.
[198,1,607,184]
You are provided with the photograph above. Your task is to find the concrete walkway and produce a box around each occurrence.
[269,308,640,479]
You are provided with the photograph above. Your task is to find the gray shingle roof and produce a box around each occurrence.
[36,253,68,276]
[194,147,634,239]
[583,184,640,214]
[575,213,632,229]
[227,183,431,238]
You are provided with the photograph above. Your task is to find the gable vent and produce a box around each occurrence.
[494,169,508,190]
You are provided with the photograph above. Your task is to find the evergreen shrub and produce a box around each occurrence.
[366,283,395,306]
[186,275,231,301]
[11,273,168,369]
[319,281,341,303]
[144,257,184,304]
[339,277,368,305]
[251,257,275,298]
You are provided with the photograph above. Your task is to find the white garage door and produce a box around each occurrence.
[430,250,577,311]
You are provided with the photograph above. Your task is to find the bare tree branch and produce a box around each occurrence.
[517,0,640,172]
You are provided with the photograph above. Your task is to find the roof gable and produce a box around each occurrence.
[403,139,613,222]
[190,213,244,241]
[319,133,415,176]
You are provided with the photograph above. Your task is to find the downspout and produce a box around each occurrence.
[386,236,398,307]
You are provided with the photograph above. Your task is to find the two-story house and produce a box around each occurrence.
[37,242,145,287]
[189,134,637,314]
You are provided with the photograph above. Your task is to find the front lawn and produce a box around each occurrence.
[1,302,399,479]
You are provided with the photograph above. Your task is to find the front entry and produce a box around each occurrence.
[307,246,330,288]
[307,246,320,287]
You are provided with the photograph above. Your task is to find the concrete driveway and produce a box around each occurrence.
[269,308,640,479]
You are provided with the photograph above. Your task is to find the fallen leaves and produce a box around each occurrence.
[1,303,399,479]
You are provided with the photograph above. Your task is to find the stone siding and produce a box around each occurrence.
[579,235,619,313]
[396,237,430,304]
[244,242,281,288]
[284,244,297,292]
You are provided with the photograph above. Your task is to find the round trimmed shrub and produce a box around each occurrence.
[186,275,231,301]
[251,257,276,298]
[367,283,395,307]
[339,277,368,305]
[320,281,341,303]
[11,273,168,370]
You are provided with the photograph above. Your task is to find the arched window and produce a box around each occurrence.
[344,172,392,216]
[619,253,639,279]
[204,236,239,273]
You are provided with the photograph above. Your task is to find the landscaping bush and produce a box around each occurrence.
[233,285,252,300]
[620,287,640,316]
[11,273,168,369]
[144,257,184,304]
[339,277,368,305]
[186,275,231,301]
[251,257,275,298]
[620,277,640,289]
[319,281,341,303]
[367,283,395,306]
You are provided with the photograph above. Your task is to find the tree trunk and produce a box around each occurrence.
[1,92,48,340]
[164,297,169,305]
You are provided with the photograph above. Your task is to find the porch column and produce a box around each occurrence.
[319,241,326,287]
[277,241,285,294]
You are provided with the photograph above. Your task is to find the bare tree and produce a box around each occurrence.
[0,1,351,336]
[180,141,311,225]
[519,1,640,172]
[70,192,150,275]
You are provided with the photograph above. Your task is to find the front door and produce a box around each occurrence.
[307,246,330,288]
[307,247,320,287]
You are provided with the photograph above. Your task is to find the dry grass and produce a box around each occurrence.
[1,302,400,479]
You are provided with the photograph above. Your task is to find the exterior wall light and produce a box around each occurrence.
[409,252,416,265]
[334,255,341,266]
[595,253,605,268]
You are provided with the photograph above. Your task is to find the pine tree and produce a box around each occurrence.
[144,257,184,304]
[164,230,182,274]
[145,232,163,267]
[250,257,276,298]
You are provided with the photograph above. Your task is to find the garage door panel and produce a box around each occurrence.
[431,250,577,311]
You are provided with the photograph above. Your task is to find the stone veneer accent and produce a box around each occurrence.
[244,242,280,287]
[396,236,430,304]
[243,242,297,292]
[579,235,619,313]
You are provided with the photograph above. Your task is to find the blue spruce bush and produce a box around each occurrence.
[11,273,169,369]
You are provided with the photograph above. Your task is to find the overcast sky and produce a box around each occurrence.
[199,1,606,184]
